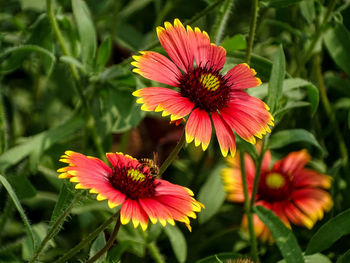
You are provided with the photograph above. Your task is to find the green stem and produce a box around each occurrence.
[315,53,348,165]
[46,0,105,160]
[53,211,120,263]
[158,130,186,176]
[240,151,259,262]
[249,137,268,208]
[86,214,121,263]
[295,0,338,75]
[29,192,83,263]
[212,0,234,45]
[147,242,165,263]
[245,0,259,64]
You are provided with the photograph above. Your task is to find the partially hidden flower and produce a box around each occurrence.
[222,149,333,243]
[57,151,203,231]
[131,19,274,157]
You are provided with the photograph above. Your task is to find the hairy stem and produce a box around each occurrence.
[212,0,234,45]
[159,130,186,176]
[315,53,348,165]
[53,211,120,263]
[46,0,105,160]
[147,242,166,263]
[240,151,259,262]
[86,215,121,263]
[245,0,259,64]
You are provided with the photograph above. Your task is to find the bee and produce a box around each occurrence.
[139,152,159,178]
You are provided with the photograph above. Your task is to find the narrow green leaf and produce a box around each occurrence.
[164,225,187,263]
[96,36,112,70]
[255,206,304,263]
[267,45,286,114]
[60,55,87,74]
[0,116,84,172]
[89,232,106,263]
[324,22,350,76]
[300,0,315,24]
[336,249,350,263]
[264,0,302,8]
[198,164,226,224]
[278,253,332,263]
[306,208,350,255]
[274,101,310,119]
[72,0,97,65]
[0,174,36,251]
[268,129,323,151]
[195,252,242,263]
[7,174,37,199]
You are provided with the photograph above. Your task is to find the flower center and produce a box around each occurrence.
[265,173,285,189]
[258,171,292,202]
[108,162,158,200]
[179,66,230,112]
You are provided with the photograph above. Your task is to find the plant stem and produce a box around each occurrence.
[315,53,348,165]
[29,192,83,263]
[240,151,259,262]
[212,0,234,45]
[295,0,338,76]
[53,211,120,263]
[86,215,121,263]
[147,242,165,263]
[46,0,105,160]
[245,0,259,64]
[250,137,268,208]
[158,130,186,176]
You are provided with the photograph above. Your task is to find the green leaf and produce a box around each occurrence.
[0,174,37,252]
[60,55,87,75]
[278,253,332,263]
[306,208,350,255]
[300,0,315,24]
[337,249,350,263]
[164,225,187,263]
[221,34,247,53]
[195,252,242,263]
[0,44,56,76]
[274,101,310,119]
[267,45,286,114]
[198,164,226,224]
[264,0,302,8]
[0,116,85,172]
[89,232,106,263]
[7,174,37,199]
[96,36,112,70]
[72,0,97,66]
[255,206,304,263]
[324,22,350,76]
[268,129,323,152]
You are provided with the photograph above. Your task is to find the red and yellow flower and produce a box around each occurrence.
[132,19,273,157]
[57,151,203,231]
[222,149,333,243]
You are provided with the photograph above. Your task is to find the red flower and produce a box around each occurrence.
[132,19,273,157]
[58,151,203,231]
[222,149,333,243]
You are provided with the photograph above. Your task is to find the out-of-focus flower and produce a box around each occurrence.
[222,149,333,243]
[57,151,203,231]
[132,19,273,157]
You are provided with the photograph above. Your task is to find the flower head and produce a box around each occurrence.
[222,149,333,243]
[57,151,203,231]
[132,19,273,157]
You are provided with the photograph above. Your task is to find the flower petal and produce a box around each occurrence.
[220,90,273,144]
[273,149,310,175]
[283,201,314,229]
[133,87,194,120]
[187,25,226,71]
[132,51,181,87]
[121,199,149,231]
[211,112,236,157]
[225,63,262,89]
[139,198,174,226]
[157,19,194,72]
[185,108,212,151]
[106,152,138,168]
[293,169,332,189]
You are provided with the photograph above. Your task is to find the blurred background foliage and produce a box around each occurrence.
[0,0,350,262]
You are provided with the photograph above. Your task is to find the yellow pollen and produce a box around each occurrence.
[200,73,220,91]
[127,169,146,181]
[266,173,285,189]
